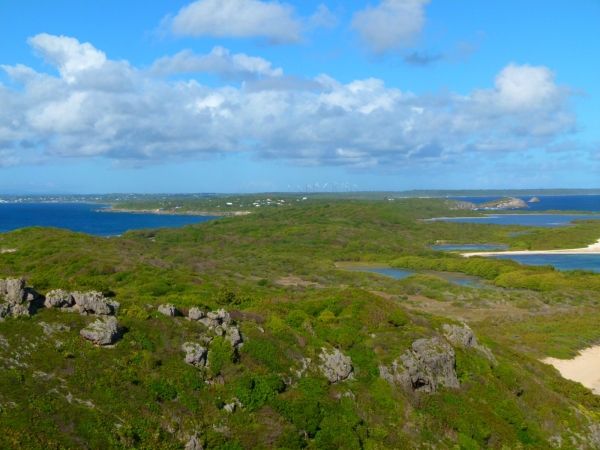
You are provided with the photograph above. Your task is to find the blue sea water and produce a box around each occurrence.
[0,203,218,236]
[447,195,600,212]
[435,214,600,227]
[492,254,600,273]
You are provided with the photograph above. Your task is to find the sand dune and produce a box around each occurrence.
[542,345,600,394]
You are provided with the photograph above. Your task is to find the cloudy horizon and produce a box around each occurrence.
[1,0,598,193]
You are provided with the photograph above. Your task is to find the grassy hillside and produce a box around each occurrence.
[1,198,600,448]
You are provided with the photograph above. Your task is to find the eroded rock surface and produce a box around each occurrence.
[442,323,497,364]
[185,435,204,450]
[200,309,232,328]
[74,292,119,315]
[188,307,204,321]
[80,317,119,346]
[0,278,39,318]
[182,342,208,367]
[381,337,459,394]
[45,290,75,309]
[158,304,179,317]
[319,348,353,383]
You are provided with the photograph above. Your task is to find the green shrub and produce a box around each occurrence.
[208,336,234,376]
[387,308,409,327]
[285,310,309,329]
[232,373,285,412]
[148,379,177,401]
[241,338,284,372]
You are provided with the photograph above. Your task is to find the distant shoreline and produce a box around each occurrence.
[94,207,250,217]
[462,238,600,257]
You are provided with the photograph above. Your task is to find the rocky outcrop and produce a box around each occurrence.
[448,200,477,210]
[199,309,232,328]
[158,304,179,317]
[188,307,205,321]
[380,338,459,394]
[182,342,208,367]
[45,290,75,309]
[45,289,118,316]
[318,348,353,383]
[528,197,540,203]
[80,317,119,346]
[442,323,497,365]
[185,435,203,450]
[0,278,39,318]
[477,197,528,210]
[225,327,243,348]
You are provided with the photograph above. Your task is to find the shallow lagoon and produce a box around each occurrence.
[345,266,488,288]
[431,214,600,228]
[492,254,600,273]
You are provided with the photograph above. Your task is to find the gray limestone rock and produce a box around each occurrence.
[80,317,119,346]
[188,307,205,321]
[382,337,459,394]
[74,291,119,315]
[185,435,204,450]
[45,289,75,309]
[158,303,179,317]
[442,323,497,365]
[182,342,208,367]
[207,309,232,325]
[225,327,243,348]
[318,348,353,383]
[0,278,25,304]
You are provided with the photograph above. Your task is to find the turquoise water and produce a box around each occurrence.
[492,254,600,273]
[431,244,508,251]
[349,267,486,288]
[0,203,219,236]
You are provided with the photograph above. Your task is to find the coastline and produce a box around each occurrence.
[95,207,250,217]
[462,238,600,257]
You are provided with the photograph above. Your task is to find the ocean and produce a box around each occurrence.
[447,195,600,212]
[0,202,218,236]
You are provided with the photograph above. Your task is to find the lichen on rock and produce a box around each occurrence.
[80,316,120,346]
[442,323,497,365]
[318,347,353,383]
[182,342,208,367]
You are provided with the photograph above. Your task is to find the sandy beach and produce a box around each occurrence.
[542,345,600,394]
[461,238,600,257]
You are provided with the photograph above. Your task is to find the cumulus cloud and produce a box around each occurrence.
[167,0,302,43]
[151,47,283,79]
[351,0,430,54]
[0,35,580,172]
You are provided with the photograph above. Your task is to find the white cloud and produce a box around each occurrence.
[351,0,430,54]
[168,0,302,43]
[0,35,580,173]
[309,5,338,29]
[151,47,283,79]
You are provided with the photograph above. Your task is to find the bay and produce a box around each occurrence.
[447,195,600,212]
[348,267,488,288]
[434,214,600,227]
[0,203,218,236]
[492,254,600,273]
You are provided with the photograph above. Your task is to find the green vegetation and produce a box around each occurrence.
[1,197,600,448]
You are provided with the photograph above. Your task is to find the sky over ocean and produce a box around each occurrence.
[0,0,598,194]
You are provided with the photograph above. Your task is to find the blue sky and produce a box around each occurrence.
[0,0,598,194]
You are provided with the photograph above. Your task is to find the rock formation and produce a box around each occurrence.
[477,197,528,210]
[45,289,75,309]
[188,307,205,321]
[74,292,119,315]
[182,342,208,367]
[185,435,203,450]
[528,197,540,203]
[0,277,39,318]
[448,200,477,210]
[80,317,120,346]
[318,348,353,383]
[158,304,179,317]
[199,309,232,328]
[380,337,459,394]
[442,323,497,365]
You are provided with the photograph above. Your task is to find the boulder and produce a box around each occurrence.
[528,197,540,203]
[188,307,205,321]
[182,342,208,367]
[45,289,75,309]
[442,323,497,365]
[318,348,353,383]
[185,435,204,450]
[225,327,243,348]
[381,338,459,394]
[158,304,179,317]
[0,278,25,304]
[200,309,232,328]
[74,291,119,315]
[80,317,119,346]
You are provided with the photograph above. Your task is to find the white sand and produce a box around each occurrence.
[0,248,16,254]
[462,238,600,257]
[542,345,600,394]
